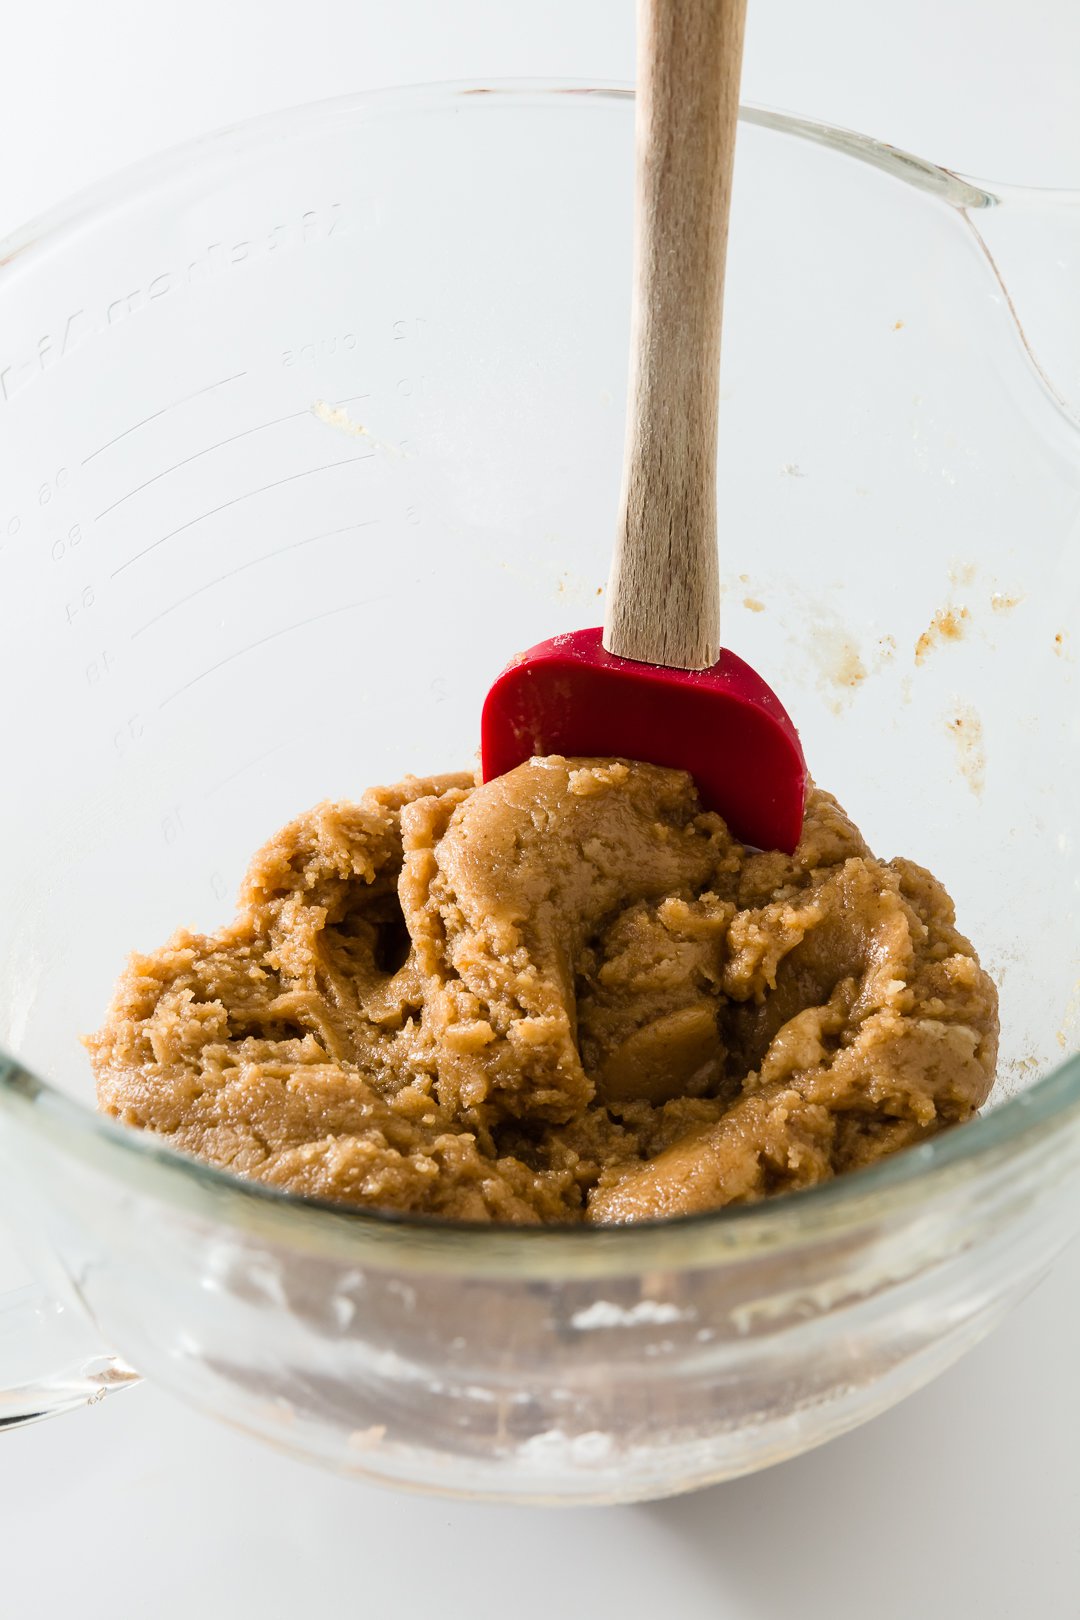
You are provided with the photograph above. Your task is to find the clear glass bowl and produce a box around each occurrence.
[1,82,1079,1504]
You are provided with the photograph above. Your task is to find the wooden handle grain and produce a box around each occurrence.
[604,0,747,670]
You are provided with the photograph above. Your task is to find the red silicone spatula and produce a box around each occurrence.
[481,0,807,853]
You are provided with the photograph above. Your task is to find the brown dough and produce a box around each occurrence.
[88,758,998,1224]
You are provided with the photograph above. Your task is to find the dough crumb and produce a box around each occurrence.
[915,606,971,664]
[947,704,986,796]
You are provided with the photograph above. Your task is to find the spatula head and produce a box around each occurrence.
[481,627,807,853]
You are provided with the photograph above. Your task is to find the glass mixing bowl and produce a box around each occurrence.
[1,82,1080,1505]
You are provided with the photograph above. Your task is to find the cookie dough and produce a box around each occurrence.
[88,758,998,1224]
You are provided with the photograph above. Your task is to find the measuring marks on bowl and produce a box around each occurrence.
[90,383,375,577]
[129,519,381,640]
[109,443,374,579]
[81,369,250,467]
[156,590,391,712]
[78,373,401,727]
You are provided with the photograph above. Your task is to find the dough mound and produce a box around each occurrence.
[88,758,998,1224]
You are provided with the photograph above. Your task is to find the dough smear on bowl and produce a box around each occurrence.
[88,757,998,1224]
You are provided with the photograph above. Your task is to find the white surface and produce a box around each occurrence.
[4,1241,1080,1619]
[3,3,1080,1614]
[5,0,1080,246]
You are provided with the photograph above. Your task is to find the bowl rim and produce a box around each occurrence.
[0,75,1017,277]
[3,77,1079,1274]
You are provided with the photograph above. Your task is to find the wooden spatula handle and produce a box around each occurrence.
[605,0,746,671]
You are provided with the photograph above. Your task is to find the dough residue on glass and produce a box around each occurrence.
[88,758,998,1224]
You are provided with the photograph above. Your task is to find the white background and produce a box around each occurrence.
[3,4,1080,1615]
